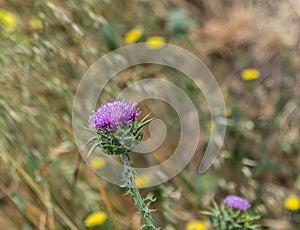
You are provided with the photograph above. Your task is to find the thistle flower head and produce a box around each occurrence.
[87,101,152,156]
[224,195,251,211]
[91,101,140,131]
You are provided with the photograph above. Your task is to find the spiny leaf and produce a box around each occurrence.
[140,225,158,230]
[84,135,99,145]
[85,142,100,159]
[143,197,156,207]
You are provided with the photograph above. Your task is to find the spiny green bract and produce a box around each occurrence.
[202,201,261,230]
[86,114,153,156]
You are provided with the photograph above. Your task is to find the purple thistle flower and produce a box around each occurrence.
[224,195,251,211]
[91,101,140,131]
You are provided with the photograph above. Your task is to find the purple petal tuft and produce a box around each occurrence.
[91,101,140,131]
[224,195,251,211]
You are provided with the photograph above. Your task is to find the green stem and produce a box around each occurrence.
[121,153,157,229]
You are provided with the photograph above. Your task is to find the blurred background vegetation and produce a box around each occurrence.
[1,0,300,229]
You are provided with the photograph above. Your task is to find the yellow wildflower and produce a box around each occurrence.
[146,36,165,49]
[90,157,105,170]
[186,220,207,230]
[0,8,17,33]
[244,214,251,226]
[124,28,143,44]
[205,122,215,132]
[284,195,300,211]
[84,211,107,228]
[135,174,150,188]
[30,16,43,30]
[241,69,260,81]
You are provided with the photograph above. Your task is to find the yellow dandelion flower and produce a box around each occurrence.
[241,69,260,81]
[30,16,43,30]
[205,122,215,132]
[146,36,165,50]
[0,8,17,33]
[135,174,150,188]
[84,211,107,228]
[186,220,207,230]
[90,157,105,170]
[124,28,143,44]
[284,195,300,211]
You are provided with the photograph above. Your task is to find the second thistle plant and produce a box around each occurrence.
[87,101,158,230]
[202,195,261,230]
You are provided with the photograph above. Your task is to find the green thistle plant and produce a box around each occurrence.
[87,101,158,230]
[202,195,261,230]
